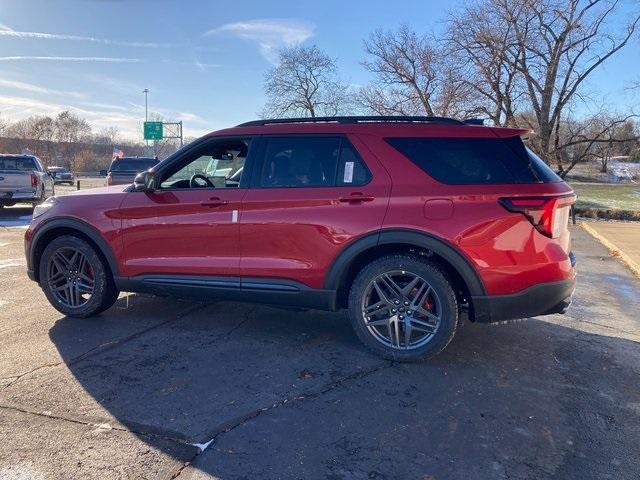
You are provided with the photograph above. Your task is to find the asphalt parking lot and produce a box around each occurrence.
[1,210,639,479]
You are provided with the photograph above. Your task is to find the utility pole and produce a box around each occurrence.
[142,88,149,146]
[143,88,149,121]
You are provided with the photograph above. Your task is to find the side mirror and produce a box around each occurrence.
[133,170,155,192]
[99,169,107,176]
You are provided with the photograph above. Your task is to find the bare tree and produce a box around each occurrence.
[446,0,639,176]
[530,112,639,177]
[0,115,7,137]
[95,126,120,145]
[54,111,91,144]
[359,26,468,117]
[447,2,524,125]
[513,0,637,174]
[262,45,350,118]
[54,111,92,171]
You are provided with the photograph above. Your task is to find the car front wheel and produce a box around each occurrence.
[39,235,119,317]
[348,254,458,362]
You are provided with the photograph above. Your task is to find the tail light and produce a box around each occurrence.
[106,172,113,186]
[31,173,38,188]
[499,195,576,238]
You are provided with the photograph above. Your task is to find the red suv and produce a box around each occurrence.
[25,116,576,361]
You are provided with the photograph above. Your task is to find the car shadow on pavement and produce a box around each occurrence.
[42,298,640,479]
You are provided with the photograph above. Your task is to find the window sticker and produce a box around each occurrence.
[343,161,354,183]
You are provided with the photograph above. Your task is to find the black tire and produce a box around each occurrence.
[39,235,119,318]
[347,254,458,362]
[32,190,44,208]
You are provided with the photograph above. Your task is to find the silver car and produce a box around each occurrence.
[0,154,55,208]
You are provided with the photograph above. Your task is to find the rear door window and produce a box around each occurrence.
[386,136,558,184]
[259,136,370,188]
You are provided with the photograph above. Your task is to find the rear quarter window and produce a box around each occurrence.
[386,136,560,184]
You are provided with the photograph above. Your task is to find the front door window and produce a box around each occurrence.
[159,138,249,189]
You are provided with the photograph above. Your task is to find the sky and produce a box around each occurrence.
[0,0,639,141]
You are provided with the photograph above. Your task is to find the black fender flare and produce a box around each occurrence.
[29,217,119,281]
[323,228,486,297]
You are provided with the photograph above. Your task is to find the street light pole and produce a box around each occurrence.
[142,88,149,146]
[143,88,149,121]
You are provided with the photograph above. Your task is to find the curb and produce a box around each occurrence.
[581,223,640,278]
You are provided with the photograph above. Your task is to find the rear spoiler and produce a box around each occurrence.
[464,118,533,138]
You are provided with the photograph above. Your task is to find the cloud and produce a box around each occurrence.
[204,19,314,62]
[0,94,147,139]
[0,56,140,63]
[0,78,85,98]
[0,94,218,140]
[0,29,172,48]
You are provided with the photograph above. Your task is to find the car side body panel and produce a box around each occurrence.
[356,134,575,295]
[238,134,392,289]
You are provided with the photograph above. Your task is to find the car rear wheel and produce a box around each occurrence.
[39,235,120,318]
[32,191,44,208]
[347,254,458,362]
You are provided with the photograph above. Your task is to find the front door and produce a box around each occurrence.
[119,137,253,279]
[240,135,391,290]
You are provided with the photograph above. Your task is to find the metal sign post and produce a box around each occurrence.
[161,121,183,147]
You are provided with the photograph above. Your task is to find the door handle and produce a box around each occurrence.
[338,193,375,203]
[200,197,228,208]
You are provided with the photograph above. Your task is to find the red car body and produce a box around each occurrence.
[25,118,576,324]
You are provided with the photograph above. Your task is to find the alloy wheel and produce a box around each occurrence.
[46,247,95,309]
[361,270,442,350]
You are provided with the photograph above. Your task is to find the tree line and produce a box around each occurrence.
[262,0,640,177]
[0,111,188,172]
[0,111,139,172]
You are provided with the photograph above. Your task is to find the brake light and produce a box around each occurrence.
[106,172,112,186]
[31,173,38,188]
[499,195,575,238]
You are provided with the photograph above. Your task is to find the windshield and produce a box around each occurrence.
[110,158,158,172]
[0,156,37,171]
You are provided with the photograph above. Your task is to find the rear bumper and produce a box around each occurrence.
[0,190,38,203]
[471,278,575,323]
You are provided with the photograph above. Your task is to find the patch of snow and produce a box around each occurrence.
[0,219,31,227]
[190,438,214,452]
[0,259,25,269]
[607,161,640,183]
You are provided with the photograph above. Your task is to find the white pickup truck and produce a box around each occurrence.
[0,154,55,209]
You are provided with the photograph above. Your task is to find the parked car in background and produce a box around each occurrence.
[25,116,576,362]
[0,154,54,209]
[105,156,159,186]
[47,166,75,185]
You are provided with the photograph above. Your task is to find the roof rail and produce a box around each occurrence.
[236,115,466,127]
[463,118,485,126]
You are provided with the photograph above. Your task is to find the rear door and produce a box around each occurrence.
[239,135,391,290]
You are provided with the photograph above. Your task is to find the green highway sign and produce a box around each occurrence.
[144,121,163,140]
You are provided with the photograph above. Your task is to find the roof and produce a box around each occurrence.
[0,153,37,158]
[207,116,531,139]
